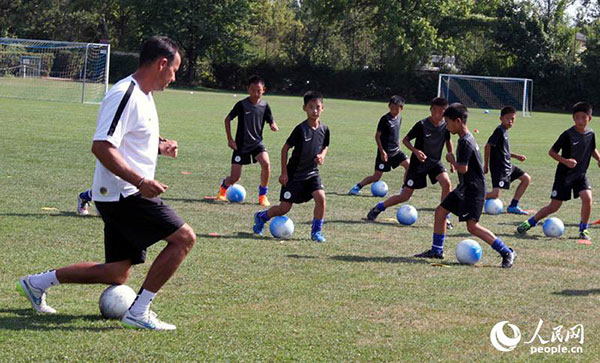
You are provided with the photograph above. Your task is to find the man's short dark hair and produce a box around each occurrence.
[431,97,449,108]
[139,36,179,67]
[573,102,592,116]
[389,95,405,107]
[303,90,323,105]
[248,75,265,87]
[444,103,469,123]
[501,106,517,117]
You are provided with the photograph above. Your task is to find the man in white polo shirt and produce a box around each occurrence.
[17,36,196,331]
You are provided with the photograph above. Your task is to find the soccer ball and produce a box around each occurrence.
[484,198,503,215]
[543,217,564,237]
[99,285,137,319]
[484,109,490,114]
[397,205,418,225]
[226,184,246,203]
[269,216,294,239]
[456,239,483,265]
[371,181,388,197]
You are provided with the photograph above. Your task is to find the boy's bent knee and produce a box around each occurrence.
[168,224,196,252]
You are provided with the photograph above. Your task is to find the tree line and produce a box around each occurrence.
[1,0,600,109]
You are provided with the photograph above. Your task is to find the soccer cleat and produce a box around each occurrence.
[579,229,591,241]
[516,220,532,235]
[258,194,270,207]
[16,276,57,314]
[507,206,529,215]
[121,310,176,331]
[414,249,444,259]
[367,207,381,221]
[311,231,326,242]
[253,212,266,236]
[501,248,517,268]
[77,196,90,215]
[348,185,361,195]
[217,185,228,201]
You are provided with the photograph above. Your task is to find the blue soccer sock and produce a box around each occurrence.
[259,185,268,196]
[375,202,386,212]
[257,210,271,223]
[432,233,445,254]
[221,179,229,189]
[509,199,519,208]
[446,213,451,220]
[312,218,324,234]
[79,189,92,202]
[491,238,511,256]
[356,183,363,189]
[579,222,589,232]
[528,216,538,227]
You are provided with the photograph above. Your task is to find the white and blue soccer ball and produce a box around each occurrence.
[456,239,483,265]
[269,216,295,239]
[371,181,388,197]
[543,217,564,237]
[397,205,418,225]
[226,184,246,203]
[99,284,137,319]
[484,198,504,215]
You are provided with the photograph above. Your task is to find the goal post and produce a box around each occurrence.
[438,74,533,116]
[0,38,110,104]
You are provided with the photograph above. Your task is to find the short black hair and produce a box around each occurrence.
[444,103,469,123]
[431,97,449,108]
[501,106,517,117]
[573,102,592,116]
[139,36,179,67]
[303,90,323,105]
[389,95,405,107]
[248,75,265,87]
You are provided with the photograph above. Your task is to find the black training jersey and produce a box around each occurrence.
[377,113,402,155]
[551,126,596,183]
[456,132,486,197]
[227,97,274,153]
[487,125,512,176]
[406,117,450,167]
[286,120,330,181]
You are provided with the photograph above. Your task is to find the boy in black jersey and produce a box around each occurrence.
[517,102,600,240]
[367,97,455,229]
[348,95,409,195]
[253,91,330,242]
[415,103,516,268]
[484,106,532,215]
[217,75,279,206]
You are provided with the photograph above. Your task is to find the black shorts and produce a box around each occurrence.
[95,193,185,265]
[551,176,591,201]
[403,160,446,189]
[491,166,525,189]
[280,176,324,204]
[375,151,408,172]
[441,190,484,222]
[231,144,266,165]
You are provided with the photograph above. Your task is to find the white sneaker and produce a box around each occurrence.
[77,196,89,215]
[16,276,57,314]
[121,310,176,331]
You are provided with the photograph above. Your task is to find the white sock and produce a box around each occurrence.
[29,270,60,291]
[129,289,156,316]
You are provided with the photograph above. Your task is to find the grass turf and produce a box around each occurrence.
[1,89,599,361]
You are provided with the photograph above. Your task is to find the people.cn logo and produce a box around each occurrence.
[490,321,522,352]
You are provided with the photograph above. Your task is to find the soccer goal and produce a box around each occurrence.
[438,74,533,116]
[0,38,110,104]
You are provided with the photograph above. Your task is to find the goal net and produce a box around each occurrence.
[438,74,533,116]
[0,38,110,104]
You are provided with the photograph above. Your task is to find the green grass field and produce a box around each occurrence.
[1,89,599,361]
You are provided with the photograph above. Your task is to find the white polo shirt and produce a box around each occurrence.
[92,75,160,202]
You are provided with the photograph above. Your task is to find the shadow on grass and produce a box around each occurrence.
[326,191,376,198]
[552,289,600,296]
[449,232,541,240]
[197,231,306,242]
[0,309,119,331]
[164,197,254,205]
[287,254,319,259]
[0,212,100,219]
[329,255,430,265]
